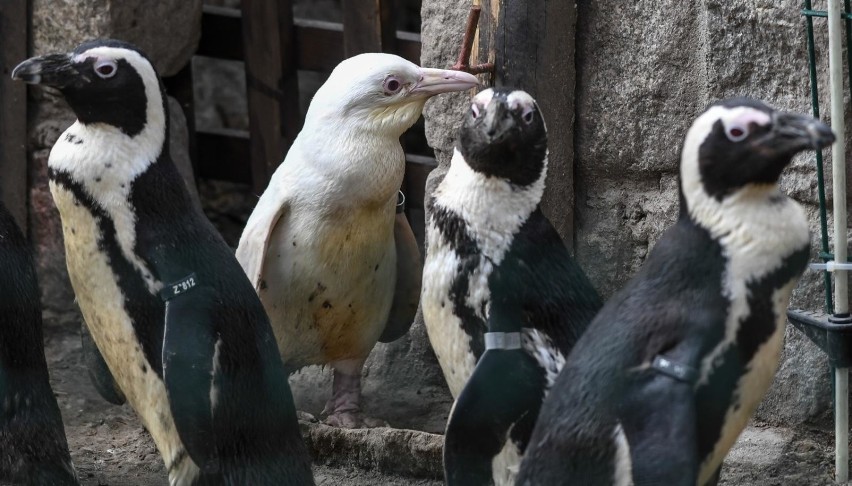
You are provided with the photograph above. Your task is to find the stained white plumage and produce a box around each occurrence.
[236,53,478,427]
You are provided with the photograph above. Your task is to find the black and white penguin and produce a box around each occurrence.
[516,98,835,486]
[235,54,478,428]
[12,40,313,485]
[0,202,77,485]
[420,88,603,485]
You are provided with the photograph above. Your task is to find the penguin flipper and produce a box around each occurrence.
[379,212,422,343]
[444,348,544,486]
[80,321,126,405]
[162,286,218,470]
[235,195,290,290]
[624,362,699,486]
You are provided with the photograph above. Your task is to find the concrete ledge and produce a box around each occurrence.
[301,421,444,480]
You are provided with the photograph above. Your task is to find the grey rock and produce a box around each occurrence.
[301,421,443,479]
[166,96,201,208]
[32,0,201,77]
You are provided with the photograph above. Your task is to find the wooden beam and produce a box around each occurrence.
[0,0,28,231]
[480,0,577,248]
[198,7,421,70]
[341,0,397,56]
[277,0,301,151]
[241,0,298,192]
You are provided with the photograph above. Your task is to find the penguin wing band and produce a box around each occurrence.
[484,332,522,350]
[396,190,406,214]
[159,273,199,302]
[651,355,699,384]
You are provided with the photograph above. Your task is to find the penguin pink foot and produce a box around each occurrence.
[321,367,387,429]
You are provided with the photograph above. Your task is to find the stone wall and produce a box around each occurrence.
[421,0,848,426]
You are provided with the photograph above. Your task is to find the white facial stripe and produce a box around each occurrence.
[719,106,771,130]
[473,88,495,106]
[507,90,535,111]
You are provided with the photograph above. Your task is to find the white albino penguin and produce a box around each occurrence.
[516,98,835,486]
[13,40,313,485]
[236,54,479,428]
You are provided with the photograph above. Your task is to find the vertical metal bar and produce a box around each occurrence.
[828,1,849,482]
[804,0,834,313]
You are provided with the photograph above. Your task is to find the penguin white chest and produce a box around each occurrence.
[695,194,810,485]
[260,203,397,367]
[421,221,484,398]
[49,182,196,482]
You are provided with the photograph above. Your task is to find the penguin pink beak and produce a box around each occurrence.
[409,68,479,97]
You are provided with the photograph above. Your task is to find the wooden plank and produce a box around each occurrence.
[0,0,28,231]
[241,0,287,192]
[342,0,397,56]
[480,0,577,247]
[196,129,253,185]
[198,7,421,69]
[277,0,301,150]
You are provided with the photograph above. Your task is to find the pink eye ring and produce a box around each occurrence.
[94,60,117,79]
[471,103,481,118]
[725,124,748,142]
[521,107,534,124]
[383,76,402,95]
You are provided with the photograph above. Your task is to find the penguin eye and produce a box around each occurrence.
[471,103,481,119]
[725,124,749,142]
[94,60,117,79]
[521,107,535,124]
[383,76,402,95]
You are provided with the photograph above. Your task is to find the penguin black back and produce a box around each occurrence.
[517,98,834,485]
[13,40,313,484]
[0,202,77,485]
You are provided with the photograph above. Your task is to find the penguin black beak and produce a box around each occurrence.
[769,112,835,155]
[480,100,515,143]
[11,54,80,89]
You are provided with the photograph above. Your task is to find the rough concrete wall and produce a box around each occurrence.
[422,0,847,426]
[28,0,202,313]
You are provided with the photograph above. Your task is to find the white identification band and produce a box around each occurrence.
[485,332,522,350]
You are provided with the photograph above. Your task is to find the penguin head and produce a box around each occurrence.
[457,88,548,187]
[12,39,164,138]
[680,98,834,204]
[307,53,479,136]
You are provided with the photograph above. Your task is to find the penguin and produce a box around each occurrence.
[420,88,603,485]
[12,39,314,485]
[235,54,479,428]
[515,98,835,486]
[0,201,78,485]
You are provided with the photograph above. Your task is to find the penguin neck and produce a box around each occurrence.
[435,148,546,255]
[295,117,405,207]
[678,175,809,278]
[49,83,169,210]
